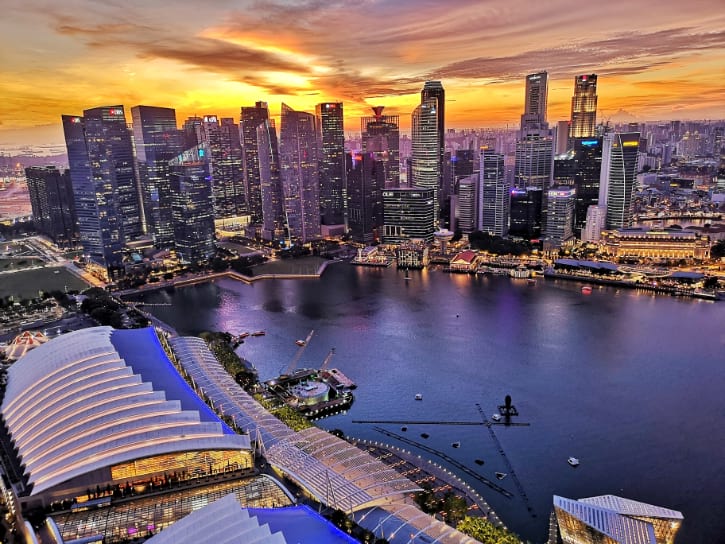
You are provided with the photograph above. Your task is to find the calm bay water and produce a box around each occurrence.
[138,264,725,543]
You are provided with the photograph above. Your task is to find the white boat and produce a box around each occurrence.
[495,472,507,480]
[452,441,461,448]
[491,413,501,422]
[567,457,580,467]
[415,393,423,400]
[295,340,306,347]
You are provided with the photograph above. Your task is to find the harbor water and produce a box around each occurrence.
[138,263,725,543]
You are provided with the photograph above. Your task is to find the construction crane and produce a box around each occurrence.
[282,329,314,376]
[319,348,336,372]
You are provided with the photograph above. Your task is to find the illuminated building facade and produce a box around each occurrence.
[316,102,346,225]
[240,101,271,224]
[382,188,435,243]
[169,145,216,263]
[346,152,384,244]
[279,103,321,242]
[24,166,77,247]
[456,174,477,234]
[256,118,286,242]
[131,105,182,249]
[521,71,549,134]
[572,138,603,235]
[554,494,683,544]
[599,132,640,229]
[569,74,598,140]
[361,106,400,187]
[411,98,441,224]
[544,187,576,248]
[600,228,710,261]
[514,134,553,193]
[421,81,445,192]
[479,147,509,236]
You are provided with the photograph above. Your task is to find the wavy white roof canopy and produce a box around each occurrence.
[1,327,248,496]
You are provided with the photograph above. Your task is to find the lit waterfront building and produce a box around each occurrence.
[240,101,271,225]
[599,132,640,229]
[600,228,711,262]
[569,74,598,140]
[279,103,321,242]
[169,144,215,264]
[24,166,77,248]
[572,138,603,235]
[361,106,400,187]
[456,174,477,234]
[316,102,346,226]
[256,117,286,242]
[346,152,384,244]
[521,72,549,134]
[411,90,442,223]
[509,187,543,240]
[543,187,576,248]
[421,81,445,189]
[514,134,553,228]
[382,187,435,243]
[581,204,607,242]
[479,147,509,236]
[554,494,683,544]
[131,105,182,249]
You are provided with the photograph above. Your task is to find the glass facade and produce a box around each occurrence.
[361,107,400,187]
[316,102,346,225]
[111,449,252,481]
[382,188,435,243]
[569,74,598,140]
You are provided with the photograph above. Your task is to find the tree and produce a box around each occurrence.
[457,516,520,543]
[711,241,725,260]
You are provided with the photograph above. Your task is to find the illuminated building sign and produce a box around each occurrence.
[581,140,598,146]
[70,117,82,124]
[108,108,123,116]
[622,141,639,147]
[203,115,218,123]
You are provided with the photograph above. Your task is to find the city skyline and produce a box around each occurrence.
[2,0,724,146]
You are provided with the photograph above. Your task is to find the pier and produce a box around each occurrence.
[353,419,484,425]
[372,426,514,499]
[476,403,536,517]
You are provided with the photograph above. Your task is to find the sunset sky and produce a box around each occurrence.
[1,0,724,146]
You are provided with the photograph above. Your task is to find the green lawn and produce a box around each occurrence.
[252,256,329,276]
[0,267,89,299]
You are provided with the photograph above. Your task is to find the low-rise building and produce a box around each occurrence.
[600,228,710,262]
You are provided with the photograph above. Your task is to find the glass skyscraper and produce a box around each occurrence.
[411,97,441,224]
[25,166,77,247]
[240,102,271,225]
[316,102,345,226]
[256,118,286,242]
[521,72,548,134]
[599,132,640,229]
[569,74,598,140]
[361,106,400,187]
[478,148,509,236]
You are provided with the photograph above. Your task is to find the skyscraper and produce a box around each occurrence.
[456,174,477,234]
[478,147,509,236]
[382,188,435,243]
[521,72,548,133]
[346,152,384,244]
[25,166,77,247]
[543,187,576,248]
[240,102,271,224]
[599,132,640,229]
[361,106,400,187]
[131,105,182,249]
[572,138,603,235]
[256,118,286,242]
[169,144,215,264]
[316,102,345,225]
[411,97,441,224]
[421,81,446,212]
[569,74,598,140]
[509,187,543,240]
[279,103,321,242]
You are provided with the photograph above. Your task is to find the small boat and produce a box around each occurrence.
[251,330,266,336]
[421,433,429,439]
[239,332,250,339]
[495,472,507,480]
[581,286,593,295]
[415,393,423,401]
[568,457,580,467]
[491,413,501,422]
[452,442,461,448]
[527,278,536,285]
[53,270,60,274]
[474,459,484,466]
[401,426,407,432]
[295,340,306,347]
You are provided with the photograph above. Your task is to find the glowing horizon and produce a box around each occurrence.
[1,0,724,146]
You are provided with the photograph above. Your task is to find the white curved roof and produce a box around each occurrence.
[1,327,248,496]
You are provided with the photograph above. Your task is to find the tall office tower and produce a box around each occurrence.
[256,118,286,242]
[514,134,553,191]
[421,81,445,176]
[182,116,203,149]
[599,132,640,229]
[509,187,543,240]
[279,103,321,242]
[478,148,509,236]
[316,103,345,225]
[84,106,144,241]
[520,72,548,133]
[569,74,598,140]
[453,149,475,181]
[411,97,441,223]
[555,120,571,154]
[572,138,603,235]
[197,115,245,221]
[345,152,384,244]
[361,106,400,186]
[240,102,271,224]
[25,166,77,247]
[168,144,215,264]
[581,204,606,242]
[554,495,683,544]
[456,174,477,234]
[543,187,576,248]
[382,187,435,243]
[131,105,182,249]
